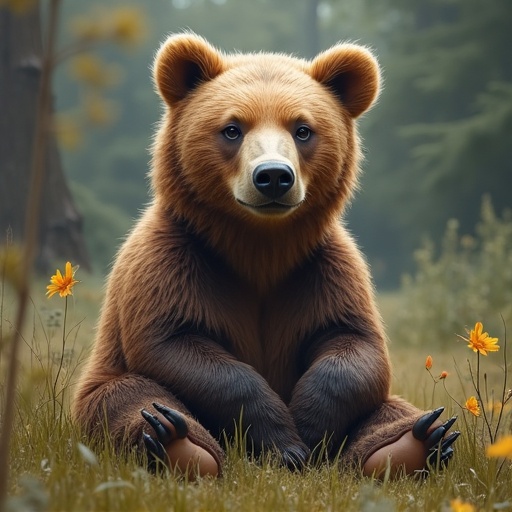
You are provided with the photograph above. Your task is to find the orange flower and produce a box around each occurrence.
[459,322,499,356]
[425,355,433,370]
[465,396,480,417]
[439,371,448,379]
[450,498,475,512]
[46,262,79,298]
[486,435,512,459]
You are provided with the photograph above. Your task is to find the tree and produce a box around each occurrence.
[0,2,90,273]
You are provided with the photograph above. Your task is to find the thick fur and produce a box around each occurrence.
[72,34,422,468]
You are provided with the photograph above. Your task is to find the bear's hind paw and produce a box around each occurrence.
[412,409,460,471]
[140,404,219,479]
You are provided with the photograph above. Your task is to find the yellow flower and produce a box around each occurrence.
[486,435,512,459]
[46,262,79,298]
[83,93,118,126]
[69,54,120,88]
[54,114,82,150]
[461,321,499,356]
[425,355,433,370]
[109,7,147,46]
[450,498,475,512]
[465,396,480,417]
[0,0,37,14]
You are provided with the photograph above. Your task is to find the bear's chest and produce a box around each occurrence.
[190,256,338,402]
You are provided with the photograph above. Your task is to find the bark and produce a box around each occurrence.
[0,4,90,273]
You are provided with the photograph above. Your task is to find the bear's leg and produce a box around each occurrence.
[73,373,223,479]
[343,396,459,477]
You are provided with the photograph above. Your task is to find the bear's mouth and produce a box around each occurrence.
[236,199,302,214]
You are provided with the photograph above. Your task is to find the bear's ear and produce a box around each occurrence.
[153,33,226,105]
[309,44,381,118]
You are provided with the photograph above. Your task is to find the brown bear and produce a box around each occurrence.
[72,33,459,479]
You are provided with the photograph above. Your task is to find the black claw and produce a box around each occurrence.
[152,402,189,439]
[281,445,310,471]
[142,432,167,472]
[441,416,457,432]
[412,407,445,441]
[440,446,454,463]
[141,408,173,445]
[441,430,460,450]
[426,425,446,449]
[426,433,459,468]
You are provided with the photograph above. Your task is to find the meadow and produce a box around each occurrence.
[1,265,511,512]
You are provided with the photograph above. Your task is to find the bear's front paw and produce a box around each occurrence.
[141,402,219,479]
[280,443,310,470]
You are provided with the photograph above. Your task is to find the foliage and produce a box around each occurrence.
[336,0,512,285]
[51,0,511,285]
[391,197,512,346]
[70,183,131,273]
[1,254,511,511]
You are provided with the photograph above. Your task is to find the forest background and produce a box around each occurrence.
[47,0,511,289]
[1,2,512,510]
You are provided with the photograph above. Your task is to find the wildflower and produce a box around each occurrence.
[486,435,512,459]
[439,371,448,380]
[450,498,475,512]
[1,0,37,14]
[69,54,119,88]
[46,262,79,298]
[109,7,147,46]
[54,114,82,150]
[83,93,118,126]
[465,396,480,417]
[459,321,499,356]
[425,355,433,370]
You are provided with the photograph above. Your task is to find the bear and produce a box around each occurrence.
[72,33,459,479]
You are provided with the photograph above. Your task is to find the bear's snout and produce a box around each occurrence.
[252,161,295,200]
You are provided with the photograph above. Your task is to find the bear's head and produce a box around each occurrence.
[150,33,380,284]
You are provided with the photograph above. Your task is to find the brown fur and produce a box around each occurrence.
[72,33,423,469]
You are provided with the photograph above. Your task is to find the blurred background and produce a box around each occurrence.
[52,0,511,286]
[1,0,512,341]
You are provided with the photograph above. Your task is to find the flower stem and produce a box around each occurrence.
[494,315,508,441]
[0,0,61,507]
[52,295,68,422]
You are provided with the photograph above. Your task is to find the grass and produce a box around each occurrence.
[2,284,511,512]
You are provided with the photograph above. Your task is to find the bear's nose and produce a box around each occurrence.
[252,161,295,200]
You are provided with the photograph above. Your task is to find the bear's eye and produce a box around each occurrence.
[222,124,242,141]
[295,125,312,142]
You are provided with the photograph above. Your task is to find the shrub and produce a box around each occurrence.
[391,196,512,347]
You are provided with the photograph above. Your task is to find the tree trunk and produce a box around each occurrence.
[0,4,90,273]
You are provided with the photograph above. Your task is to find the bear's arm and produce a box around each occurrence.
[288,229,391,454]
[123,329,308,462]
[289,327,390,454]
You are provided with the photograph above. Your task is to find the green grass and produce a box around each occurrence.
[2,286,511,511]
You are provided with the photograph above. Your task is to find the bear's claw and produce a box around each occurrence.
[412,407,445,441]
[141,408,174,445]
[427,431,459,467]
[425,416,456,449]
[412,408,460,471]
[142,432,167,472]
[141,405,190,473]
[152,402,188,439]
[281,445,310,470]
